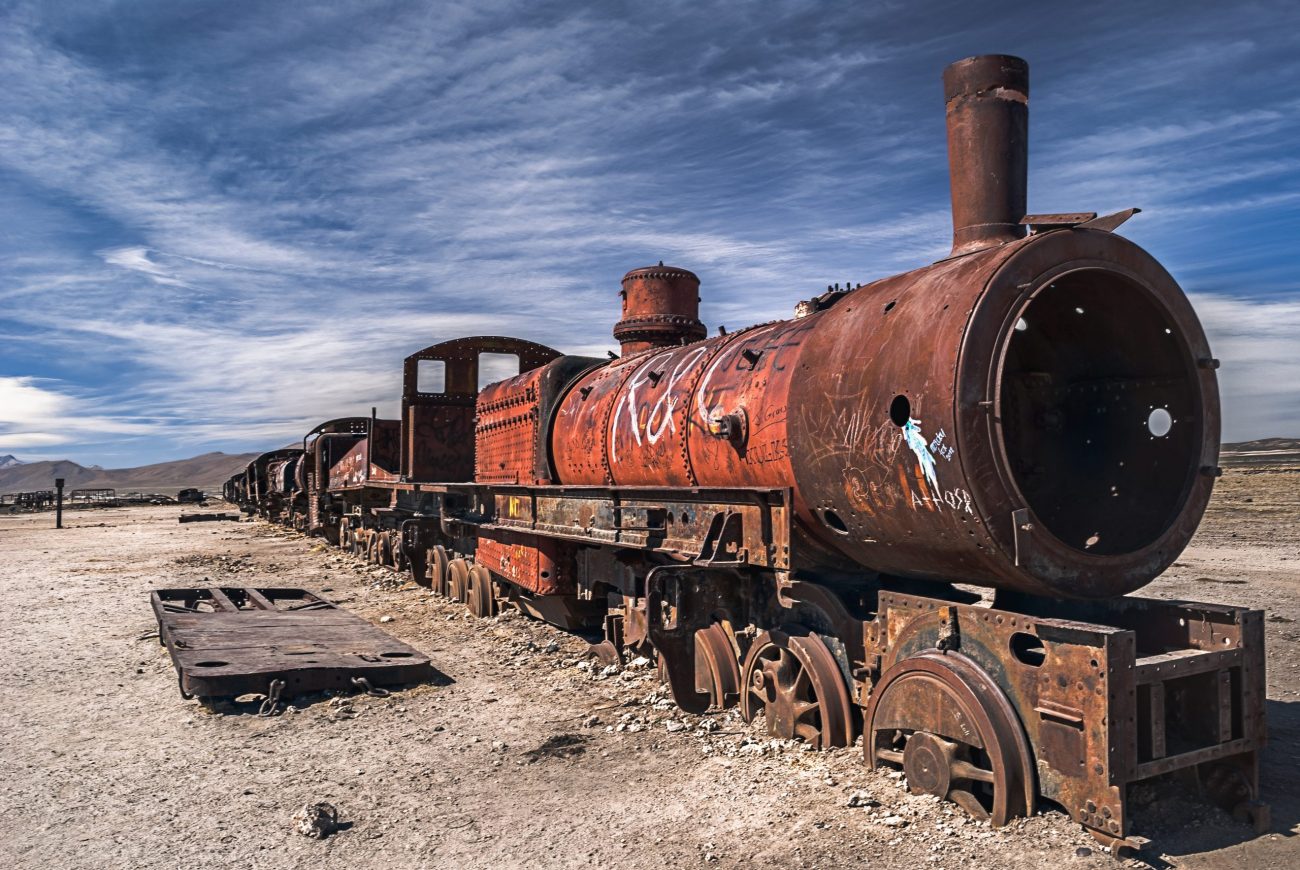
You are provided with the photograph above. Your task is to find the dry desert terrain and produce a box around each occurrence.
[1,464,1296,869]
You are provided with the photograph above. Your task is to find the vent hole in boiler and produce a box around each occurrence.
[821,509,850,535]
[1000,270,1199,556]
[1009,633,1045,667]
[889,395,911,427]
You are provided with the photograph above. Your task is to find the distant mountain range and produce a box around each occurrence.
[1221,437,1300,464]
[0,451,259,496]
[0,435,1291,497]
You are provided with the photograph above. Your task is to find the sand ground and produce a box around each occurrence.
[0,465,1296,869]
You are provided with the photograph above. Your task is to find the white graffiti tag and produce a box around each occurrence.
[695,324,779,426]
[928,427,956,461]
[611,346,711,461]
[911,487,974,514]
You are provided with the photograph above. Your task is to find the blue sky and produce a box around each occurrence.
[1,0,1297,467]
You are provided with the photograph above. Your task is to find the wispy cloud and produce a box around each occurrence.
[0,376,160,453]
[0,0,1297,464]
[1190,294,1300,440]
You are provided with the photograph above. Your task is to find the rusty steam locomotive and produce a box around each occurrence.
[224,56,1267,854]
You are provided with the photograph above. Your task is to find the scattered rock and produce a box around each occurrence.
[847,790,879,808]
[543,640,560,653]
[880,815,907,827]
[522,733,588,761]
[582,715,601,728]
[379,615,394,623]
[292,802,339,839]
[1075,847,1093,857]
[665,720,685,733]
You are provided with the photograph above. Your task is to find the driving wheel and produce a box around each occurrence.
[863,651,1034,826]
[695,623,742,709]
[448,558,470,603]
[739,627,854,749]
[466,564,498,618]
[431,545,450,597]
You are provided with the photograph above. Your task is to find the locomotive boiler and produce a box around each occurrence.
[224,55,1266,856]
[548,54,1218,600]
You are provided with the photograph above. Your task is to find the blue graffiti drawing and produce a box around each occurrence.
[902,418,940,490]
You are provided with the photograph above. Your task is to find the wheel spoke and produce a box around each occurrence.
[739,628,852,749]
[949,789,990,821]
[951,759,996,784]
[794,722,820,744]
[875,747,905,765]
[792,699,819,719]
[793,665,812,697]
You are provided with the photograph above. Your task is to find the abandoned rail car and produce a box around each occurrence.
[224,56,1267,856]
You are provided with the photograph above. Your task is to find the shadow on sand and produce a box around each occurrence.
[1130,698,1297,867]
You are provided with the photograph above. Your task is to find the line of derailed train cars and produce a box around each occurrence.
[221,56,1267,856]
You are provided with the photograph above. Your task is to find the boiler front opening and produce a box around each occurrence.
[999,269,1200,556]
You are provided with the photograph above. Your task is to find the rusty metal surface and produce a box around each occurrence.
[483,485,791,571]
[476,355,603,485]
[328,438,371,489]
[367,419,402,483]
[741,627,855,749]
[475,527,575,595]
[247,448,300,507]
[152,586,433,700]
[548,237,1216,598]
[551,317,813,491]
[944,55,1028,256]
[864,588,1266,843]
[476,366,545,485]
[864,649,1035,825]
[301,419,368,533]
[614,264,707,355]
[212,54,1264,852]
[400,336,561,483]
[541,55,1218,600]
[327,420,400,489]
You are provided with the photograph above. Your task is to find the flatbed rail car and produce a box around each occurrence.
[223,55,1267,856]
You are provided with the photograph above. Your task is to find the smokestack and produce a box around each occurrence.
[614,264,706,355]
[943,55,1029,256]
